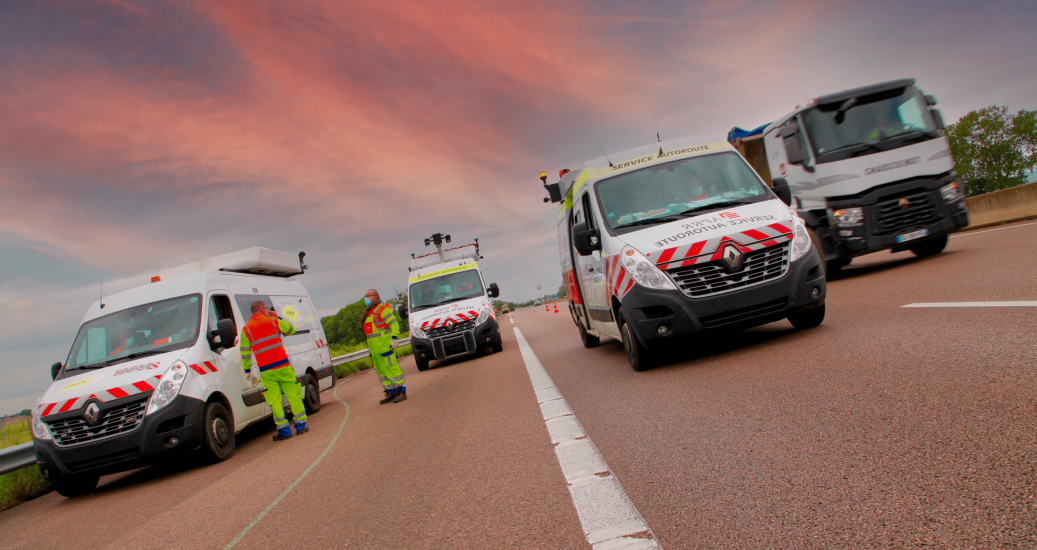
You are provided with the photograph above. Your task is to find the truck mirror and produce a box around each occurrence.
[397,304,409,320]
[572,222,601,256]
[930,108,945,130]
[50,362,62,380]
[488,283,500,298]
[771,177,793,206]
[209,318,237,351]
[924,94,937,107]
[544,182,562,203]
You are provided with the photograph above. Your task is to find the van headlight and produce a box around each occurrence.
[476,303,491,325]
[940,182,960,202]
[621,246,677,290]
[32,405,52,441]
[411,323,428,339]
[790,217,813,262]
[147,361,188,415]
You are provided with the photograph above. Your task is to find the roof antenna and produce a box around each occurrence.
[99,281,105,309]
[592,133,613,167]
[652,107,663,156]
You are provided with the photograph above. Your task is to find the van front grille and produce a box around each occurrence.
[667,242,790,298]
[47,398,148,447]
[427,319,476,339]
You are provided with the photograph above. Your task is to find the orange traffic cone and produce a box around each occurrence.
[553,303,559,313]
[545,304,549,312]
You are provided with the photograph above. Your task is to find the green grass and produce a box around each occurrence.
[0,420,32,450]
[0,466,51,512]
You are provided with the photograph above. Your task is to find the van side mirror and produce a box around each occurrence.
[572,222,601,256]
[771,177,793,206]
[209,318,237,351]
[544,182,562,203]
[930,108,945,130]
[51,362,62,380]
[488,283,500,298]
[397,304,409,321]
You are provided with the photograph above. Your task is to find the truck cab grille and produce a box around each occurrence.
[667,242,790,298]
[874,191,938,236]
[427,319,476,339]
[47,398,148,447]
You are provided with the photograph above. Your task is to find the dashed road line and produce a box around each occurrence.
[903,301,1037,308]
[952,220,1037,237]
[514,328,660,550]
[224,379,353,549]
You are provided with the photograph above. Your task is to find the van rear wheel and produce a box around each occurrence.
[54,474,99,498]
[201,401,235,462]
[303,374,321,415]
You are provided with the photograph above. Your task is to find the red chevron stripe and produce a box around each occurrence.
[132,381,154,392]
[58,399,77,413]
[656,247,677,264]
[204,361,217,373]
[741,229,770,241]
[768,222,791,234]
[41,402,56,416]
[189,364,207,375]
[107,387,128,399]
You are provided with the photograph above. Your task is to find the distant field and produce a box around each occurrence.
[0,418,32,449]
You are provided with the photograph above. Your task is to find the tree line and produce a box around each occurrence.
[948,106,1036,196]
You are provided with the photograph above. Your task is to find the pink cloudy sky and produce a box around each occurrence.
[2,0,1035,411]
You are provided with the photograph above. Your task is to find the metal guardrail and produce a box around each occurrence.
[331,337,411,367]
[0,442,36,476]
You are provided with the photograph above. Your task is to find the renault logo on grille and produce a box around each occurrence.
[721,244,743,270]
[899,197,910,210]
[445,320,456,332]
[83,402,100,424]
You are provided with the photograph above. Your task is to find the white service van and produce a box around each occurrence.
[31,248,334,497]
[398,234,502,371]
[542,137,827,371]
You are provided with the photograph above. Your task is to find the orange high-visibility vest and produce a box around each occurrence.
[244,313,290,371]
[363,303,391,335]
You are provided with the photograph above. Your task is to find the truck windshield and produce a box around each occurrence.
[802,86,938,163]
[409,270,484,311]
[596,152,769,231]
[63,294,202,374]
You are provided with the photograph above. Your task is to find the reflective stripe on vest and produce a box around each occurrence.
[244,314,289,371]
[363,303,392,336]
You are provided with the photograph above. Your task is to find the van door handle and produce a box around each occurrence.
[587,267,594,272]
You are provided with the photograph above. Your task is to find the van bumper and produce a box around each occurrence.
[410,319,500,361]
[622,250,826,347]
[35,394,204,481]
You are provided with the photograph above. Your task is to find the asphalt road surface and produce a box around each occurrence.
[2,221,1035,549]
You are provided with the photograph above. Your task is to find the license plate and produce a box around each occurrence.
[896,229,929,243]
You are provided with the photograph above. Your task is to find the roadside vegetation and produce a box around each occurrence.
[0,467,51,512]
[948,105,1036,196]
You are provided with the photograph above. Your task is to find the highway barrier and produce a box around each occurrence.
[0,442,35,477]
[965,181,1037,228]
[331,337,411,367]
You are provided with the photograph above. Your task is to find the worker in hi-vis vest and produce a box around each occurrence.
[240,301,308,440]
[362,289,406,404]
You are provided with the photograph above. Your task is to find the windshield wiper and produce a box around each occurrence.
[417,295,480,310]
[100,349,168,366]
[614,215,683,229]
[678,200,754,216]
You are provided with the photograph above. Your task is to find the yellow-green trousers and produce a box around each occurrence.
[370,347,405,394]
[261,367,307,434]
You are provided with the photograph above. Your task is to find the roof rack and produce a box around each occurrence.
[409,234,481,271]
[159,248,307,280]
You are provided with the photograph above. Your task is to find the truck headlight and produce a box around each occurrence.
[476,303,491,325]
[621,245,677,290]
[827,207,863,226]
[940,182,961,202]
[790,217,813,262]
[411,323,428,339]
[147,361,188,416]
[32,405,52,441]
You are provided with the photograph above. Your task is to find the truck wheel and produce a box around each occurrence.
[806,228,829,278]
[201,401,235,463]
[415,357,430,371]
[909,235,948,258]
[788,303,826,329]
[54,474,99,498]
[577,317,599,349]
[303,374,321,415]
[619,309,653,372]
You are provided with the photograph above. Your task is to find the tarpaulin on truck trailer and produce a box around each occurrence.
[727,123,770,142]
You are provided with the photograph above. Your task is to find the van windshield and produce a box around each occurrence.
[63,294,202,375]
[409,270,484,311]
[595,152,769,232]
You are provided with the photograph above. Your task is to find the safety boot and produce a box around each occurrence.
[393,392,408,403]
[379,392,395,405]
[272,433,293,441]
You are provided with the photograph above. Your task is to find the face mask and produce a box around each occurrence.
[363,297,372,306]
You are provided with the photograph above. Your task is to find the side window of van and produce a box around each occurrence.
[235,294,274,319]
[271,296,319,334]
[581,193,597,229]
[208,295,236,334]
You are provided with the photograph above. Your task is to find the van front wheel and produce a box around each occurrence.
[201,401,235,462]
[303,374,321,415]
[54,474,99,498]
[619,309,653,372]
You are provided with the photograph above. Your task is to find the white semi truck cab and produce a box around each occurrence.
[733,78,968,274]
[541,136,827,371]
[398,234,503,371]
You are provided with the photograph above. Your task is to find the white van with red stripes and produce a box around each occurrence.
[31,248,334,497]
[541,136,827,371]
[397,234,503,372]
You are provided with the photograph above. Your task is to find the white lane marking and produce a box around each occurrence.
[514,328,660,550]
[952,220,1037,237]
[903,301,1037,308]
[510,314,515,324]
[224,379,353,549]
